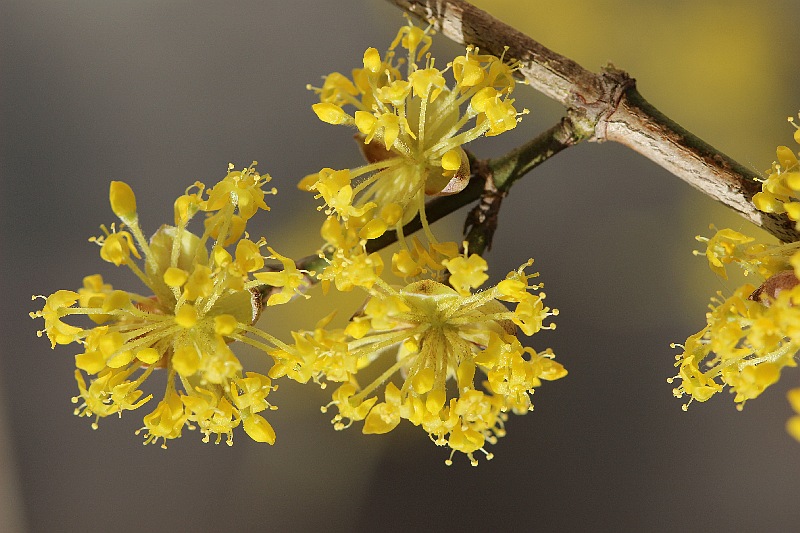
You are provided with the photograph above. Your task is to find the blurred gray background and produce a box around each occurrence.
[2,1,799,531]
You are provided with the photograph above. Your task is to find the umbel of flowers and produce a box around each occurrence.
[671,120,800,441]
[271,243,565,466]
[303,20,526,243]
[31,164,307,447]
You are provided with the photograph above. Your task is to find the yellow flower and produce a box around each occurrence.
[441,247,489,296]
[205,162,273,221]
[697,227,755,279]
[269,312,364,387]
[253,247,310,305]
[306,21,526,240]
[32,164,298,447]
[392,238,459,280]
[314,215,386,294]
[33,290,84,347]
[693,226,799,280]
[753,116,800,220]
[287,252,564,465]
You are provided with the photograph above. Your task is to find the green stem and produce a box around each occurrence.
[463,115,589,255]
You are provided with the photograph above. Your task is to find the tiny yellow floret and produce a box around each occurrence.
[31,163,296,447]
[276,244,563,465]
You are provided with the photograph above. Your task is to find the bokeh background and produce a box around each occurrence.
[3,1,800,531]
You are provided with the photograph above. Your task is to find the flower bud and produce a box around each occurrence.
[109,181,137,220]
[363,47,381,72]
[312,103,348,125]
[749,269,800,305]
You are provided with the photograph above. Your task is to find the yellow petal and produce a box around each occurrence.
[174,304,198,328]
[172,345,200,376]
[243,414,276,444]
[163,267,188,287]
[136,347,161,365]
[214,314,238,336]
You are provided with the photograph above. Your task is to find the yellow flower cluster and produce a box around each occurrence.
[673,125,800,441]
[31,164,306,447]
[303,21,525,242]
[273,251,564,465]
[672,227,800,411]
[670,280,799,410]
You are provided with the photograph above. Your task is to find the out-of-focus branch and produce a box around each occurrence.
[385,0,800,243]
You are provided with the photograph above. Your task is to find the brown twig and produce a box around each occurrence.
[385,0,799,243]
[462,158,502,255]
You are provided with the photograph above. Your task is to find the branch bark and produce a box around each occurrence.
[385,0,800,243]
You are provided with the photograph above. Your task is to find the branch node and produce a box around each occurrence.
[582,66,636,143]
